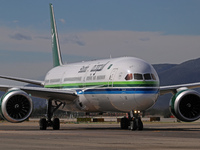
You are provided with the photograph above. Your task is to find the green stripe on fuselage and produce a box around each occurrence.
[112,81,159,87]
[44,81,159,88]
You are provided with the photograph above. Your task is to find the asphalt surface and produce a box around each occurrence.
[0,121,199,150]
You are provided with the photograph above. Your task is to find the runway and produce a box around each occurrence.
[0,121,200,150]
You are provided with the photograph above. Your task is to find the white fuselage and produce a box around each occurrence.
[44,57,160,113]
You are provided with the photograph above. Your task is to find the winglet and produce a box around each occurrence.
[49,3,63,67]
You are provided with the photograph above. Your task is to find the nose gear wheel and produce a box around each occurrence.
[120,110,143,131]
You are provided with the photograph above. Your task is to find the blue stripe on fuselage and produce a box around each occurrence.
[76,88,159,95]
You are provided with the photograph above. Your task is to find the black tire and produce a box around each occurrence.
[53,118,60,130]
[40,118,47,130]
[120,117,129,129]
[130,119,137,131]
[138,118,143,130]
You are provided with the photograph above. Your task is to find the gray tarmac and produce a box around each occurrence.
[0,120,200,150]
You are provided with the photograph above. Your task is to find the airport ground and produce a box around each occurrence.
[0,118,199,150]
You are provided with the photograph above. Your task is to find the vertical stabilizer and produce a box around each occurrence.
[49,3,63,67]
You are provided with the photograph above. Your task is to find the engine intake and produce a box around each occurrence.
[0,89,33,123]
[170,89,200,122]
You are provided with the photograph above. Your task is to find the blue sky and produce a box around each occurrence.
[0,0,200,81]
[1,0,200,34]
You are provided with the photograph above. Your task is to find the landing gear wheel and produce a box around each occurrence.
[40,118,47,130]
[126,110,144,131]
[53,118,60,130]
[121,117,129,129]
[130,118,137,131]
[138,118,143,130]
[39,99,63,130]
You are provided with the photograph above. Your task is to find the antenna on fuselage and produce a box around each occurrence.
[49,3,63,67]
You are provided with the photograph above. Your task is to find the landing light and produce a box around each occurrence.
[134,110,140,114]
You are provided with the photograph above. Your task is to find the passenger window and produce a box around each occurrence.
[144,74,152,80]
[125,73,133,80]
[134,74,143,80]
[151,74,156,80]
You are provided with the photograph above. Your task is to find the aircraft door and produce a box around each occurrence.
[109,68,118,87]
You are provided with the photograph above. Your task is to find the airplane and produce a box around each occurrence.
[0,3,200,131]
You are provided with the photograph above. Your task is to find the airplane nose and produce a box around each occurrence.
[132,87,159,110]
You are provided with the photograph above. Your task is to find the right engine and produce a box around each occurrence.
[170,89,200,122]
[0,89,33,123]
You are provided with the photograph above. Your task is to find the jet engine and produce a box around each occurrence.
[0,89,33,123]
[170,89,200,122]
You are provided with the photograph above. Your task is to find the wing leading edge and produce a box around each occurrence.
[0,85,78,102]
[0,75,44,86]
[160,82,200,95]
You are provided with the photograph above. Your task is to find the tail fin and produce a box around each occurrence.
[49,3,63,67]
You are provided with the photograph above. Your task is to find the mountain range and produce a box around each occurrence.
[152,57,200,109]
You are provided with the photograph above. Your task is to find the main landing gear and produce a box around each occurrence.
[39,99,63,130]
[120,110,143,131]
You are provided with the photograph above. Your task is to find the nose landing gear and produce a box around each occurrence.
[120,110,143,131]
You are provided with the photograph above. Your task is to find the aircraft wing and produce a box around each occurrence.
[0,85,78,101]
[0,75,44,86]
[160,82,200,95]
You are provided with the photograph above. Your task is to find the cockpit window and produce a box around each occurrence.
[125,73,133,80]
[126,73,156,81]
[151,74,156,80]
[134,73,143,80]
[144,73,152,80]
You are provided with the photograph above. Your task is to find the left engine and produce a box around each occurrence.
[0,89,33,123]
[170,89,200,122]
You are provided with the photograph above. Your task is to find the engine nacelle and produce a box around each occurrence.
[170,89,200,122]
[0,89,33,123]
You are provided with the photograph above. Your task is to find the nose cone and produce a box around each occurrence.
[117,57,159,84]
[130,58,159,82]
[113,57,160,111]
[129,58,160,110]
